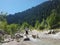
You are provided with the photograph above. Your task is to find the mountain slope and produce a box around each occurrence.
[6,0,60,27]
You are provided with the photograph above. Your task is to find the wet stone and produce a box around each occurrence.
[24,38,30,41]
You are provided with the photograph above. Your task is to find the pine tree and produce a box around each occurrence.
[35,20,40,29]
[46,9,57,29]
[20,22,29,31]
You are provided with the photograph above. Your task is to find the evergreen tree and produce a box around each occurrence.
[46,9,57,29]
[20,22,29,31]
[35,20,40,29]
[40,19,46,30]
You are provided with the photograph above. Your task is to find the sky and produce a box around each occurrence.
[0,0,47,14]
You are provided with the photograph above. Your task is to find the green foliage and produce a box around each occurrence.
[39,19,47,30]
[8,24,18,34]
[20,22,29,30]
[29,25,34,30]
[35,20,40,29]
[0,0,60,36]
[0,21,7,30]
[6,0,60,29]
[46,9,57,29]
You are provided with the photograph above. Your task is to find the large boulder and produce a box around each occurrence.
[15,33,23,39]
[24,37,30,41]
[48,30,56,34]
[31,30,39,38]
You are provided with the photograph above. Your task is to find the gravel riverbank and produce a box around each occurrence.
[1,30,60,45]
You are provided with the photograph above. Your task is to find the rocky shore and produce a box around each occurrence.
[1,29,60,45]
[31,30,60,40]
